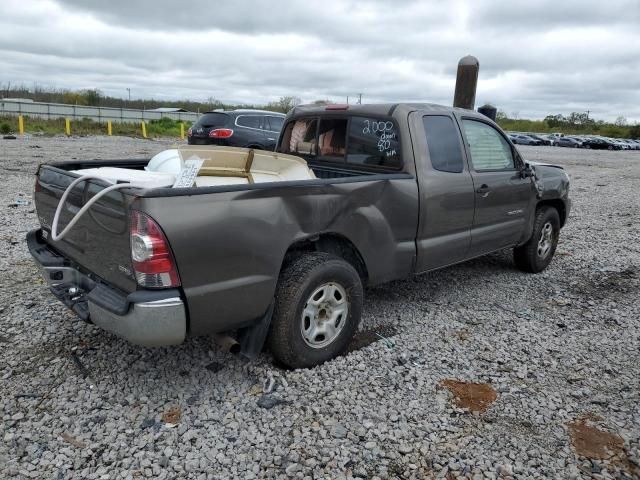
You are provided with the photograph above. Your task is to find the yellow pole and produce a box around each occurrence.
[65,118,71,136]
[180,123,185,140]
[18,115,24,135]
[107,120,112,136]
[141,121,147,139]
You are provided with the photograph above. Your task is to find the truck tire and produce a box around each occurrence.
[268,252,363,368]
[513,206,560,273]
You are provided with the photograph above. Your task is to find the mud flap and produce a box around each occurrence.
[237,301,274,359]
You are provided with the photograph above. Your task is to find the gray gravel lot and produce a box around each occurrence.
[1,135,639,479]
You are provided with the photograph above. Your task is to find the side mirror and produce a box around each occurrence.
[520,165,534,179]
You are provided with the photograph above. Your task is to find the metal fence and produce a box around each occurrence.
[0,100,200,123]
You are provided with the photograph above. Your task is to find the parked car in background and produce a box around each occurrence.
[508,134,542,146]
[608,138,630,150]
[571,136,588,147]
[542,134,559,146]
[526,134,552,146]
[581,138,621,150]
[621,139,640,150]
[188,109,286,150]
[555,137,582,148]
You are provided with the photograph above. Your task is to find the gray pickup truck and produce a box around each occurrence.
[28,103,570,368]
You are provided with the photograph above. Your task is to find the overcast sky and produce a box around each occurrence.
[1,0,639,122]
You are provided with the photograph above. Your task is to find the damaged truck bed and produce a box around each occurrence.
[28,103,571,368]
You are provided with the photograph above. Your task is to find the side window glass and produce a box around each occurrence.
[237,115,261,129]
[462,120,514,171]
[318,118,348,159]
[267,116,284,132]
[422,115,464,173]
[347,117,401,169]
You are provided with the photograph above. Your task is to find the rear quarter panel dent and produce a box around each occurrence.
[139,177,419,335]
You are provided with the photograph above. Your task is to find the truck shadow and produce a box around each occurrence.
[344,249,518,351]
[50,249,522,390]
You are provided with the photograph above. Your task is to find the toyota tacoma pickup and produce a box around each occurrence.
[27,103,571,368]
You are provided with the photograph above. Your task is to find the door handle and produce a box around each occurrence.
[476,184,490,194]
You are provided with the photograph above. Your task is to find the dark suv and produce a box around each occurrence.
[187,110,285,150]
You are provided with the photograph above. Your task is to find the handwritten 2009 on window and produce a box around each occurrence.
[362,120,397,157]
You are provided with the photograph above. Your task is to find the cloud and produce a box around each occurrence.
[0,0,638,122]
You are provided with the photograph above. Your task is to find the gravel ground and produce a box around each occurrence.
[1,135,639,480]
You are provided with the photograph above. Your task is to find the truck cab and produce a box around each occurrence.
[277,103,569,274]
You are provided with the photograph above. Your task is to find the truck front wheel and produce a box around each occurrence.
[514,206,560,273]
[268,252,363,368]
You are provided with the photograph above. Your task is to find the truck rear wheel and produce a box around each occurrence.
[514,206,560,273]
[268,252,363,368]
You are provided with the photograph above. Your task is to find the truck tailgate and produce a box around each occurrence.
[34,165,138,293]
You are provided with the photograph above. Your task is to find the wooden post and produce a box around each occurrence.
[18,115,24,135]
[453,55,480,110]
[180,123,185,140]
[107,120,112,136]
[141,121,147,139]
[65,118,71,136]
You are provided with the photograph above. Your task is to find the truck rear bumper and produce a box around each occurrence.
[27,229,186,346]
[87,296,186,347]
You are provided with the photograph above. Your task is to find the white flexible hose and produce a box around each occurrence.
[51,175,147,242]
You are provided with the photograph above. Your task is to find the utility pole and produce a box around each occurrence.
[357,93,362,104]
[126,88,131,102]
[585,110,590,120]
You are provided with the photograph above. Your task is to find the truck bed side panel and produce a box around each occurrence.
[139,176,419,335]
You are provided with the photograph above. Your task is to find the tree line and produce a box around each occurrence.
[0,83,322,114]
[496,110,639,138]
[2,84,638,138]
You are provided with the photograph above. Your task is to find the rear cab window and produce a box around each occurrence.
[281,118,319,155]
[278,115,401,170]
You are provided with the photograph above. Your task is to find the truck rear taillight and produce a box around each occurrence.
[209,128,234,138]
[130,211,180,288]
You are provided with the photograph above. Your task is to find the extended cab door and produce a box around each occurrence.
[412,112,475,272]
[458,117,533,257]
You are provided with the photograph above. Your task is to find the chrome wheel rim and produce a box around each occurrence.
[537,222,554,258]
[301,282,349,348]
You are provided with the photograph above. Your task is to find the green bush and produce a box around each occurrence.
[0,123,11,134]
[150,116,177,127]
